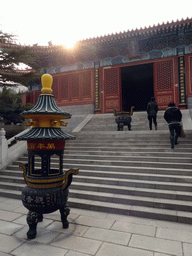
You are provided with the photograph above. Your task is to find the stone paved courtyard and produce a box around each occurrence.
[1,196,192,256]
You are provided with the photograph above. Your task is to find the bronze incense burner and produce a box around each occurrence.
[16,74,78,239]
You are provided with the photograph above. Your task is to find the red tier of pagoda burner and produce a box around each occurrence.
[27,140,65,150]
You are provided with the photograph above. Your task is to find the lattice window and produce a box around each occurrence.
[156,60,173,90]
[190,57,192,90]
[60,75,69,100]
[71,74,79,98]
[52,77,59,98]
[82,71,91,98]
[105,69,118,95]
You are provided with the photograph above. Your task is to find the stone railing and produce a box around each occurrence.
[0,128,28,170]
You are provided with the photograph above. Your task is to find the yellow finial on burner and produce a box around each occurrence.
[41,74,53,93]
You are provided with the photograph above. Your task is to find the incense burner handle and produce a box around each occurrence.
[19,163,28,184]
[61,169,79,191]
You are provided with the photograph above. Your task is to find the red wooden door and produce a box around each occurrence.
[103,67,121,113]
[153,59,174,110]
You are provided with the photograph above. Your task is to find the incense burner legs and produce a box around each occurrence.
[26,211,42,239]
[115,116,132,131]
[22,186,70,239]
[60,205,70,229]
[26,206,70,239]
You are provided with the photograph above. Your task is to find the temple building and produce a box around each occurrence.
[26,17,192,114]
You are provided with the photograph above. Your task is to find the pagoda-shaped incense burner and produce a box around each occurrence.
[16,74,79,239]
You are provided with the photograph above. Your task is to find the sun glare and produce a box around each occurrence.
[63,39,76,49]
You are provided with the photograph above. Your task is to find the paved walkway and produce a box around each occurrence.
[0,196,192,256]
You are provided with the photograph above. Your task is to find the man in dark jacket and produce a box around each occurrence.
[147,97,158,130]
[164,102,182,149]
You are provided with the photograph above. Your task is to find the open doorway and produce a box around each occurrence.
[121,63,154,111]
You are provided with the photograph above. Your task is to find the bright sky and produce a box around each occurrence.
[0,0,192,48]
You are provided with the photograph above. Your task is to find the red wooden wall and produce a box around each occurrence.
[52,69,94,107]
[103,67,121,113]
[153,58,178,109]
[25,55,192,113]
[27,69,94,107]
[101,57,178,113]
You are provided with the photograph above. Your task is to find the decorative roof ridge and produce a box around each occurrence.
[1,17,192,51]
[79,17,192,45]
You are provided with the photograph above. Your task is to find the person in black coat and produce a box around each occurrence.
[147,97,158,130]
[164,102,182,149]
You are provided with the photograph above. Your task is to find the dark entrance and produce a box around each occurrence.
[121,63,154,111]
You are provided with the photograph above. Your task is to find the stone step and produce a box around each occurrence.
[68,131,187,137]
[66,138,191,143]
[23,149,192,158]
[65,146,192,153]
[0,188,21,199]
[70,182,192,201]
[71,167,192,177]
[66,145,192,151]
[18,154,192,163]
[2,167,192,184]
[4,168,183,194]
[68,198,192,224]
[1,183,192,221]
[65,142,190,148]
[64,150,192,157]
[72,176,192,192]
[1,174,192,201]
[0,175,25,184]
[59,159,192,169]
[13,157,192,169]
[1,186,192,223]
[65,159,192,169]
[9,162,192,177]
[1,111,192,224]
[68,133,190,139]
[1,178,192,206]
[68,170,192,183]
[2,168,192,198]
[0,169,23,177]
[64,154,192,163]
[0,181,24,191]
[69,131,189,138]
[69,142,190,147]
[69,189,192,212]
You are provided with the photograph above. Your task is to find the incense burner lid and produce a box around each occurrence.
[16,127,75,140]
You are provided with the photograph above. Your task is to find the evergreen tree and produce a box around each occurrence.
[0,30,41,87]
[0,87,24,124]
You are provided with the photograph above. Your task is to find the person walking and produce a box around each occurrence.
[164,102,182,149]
[147,97,158,130]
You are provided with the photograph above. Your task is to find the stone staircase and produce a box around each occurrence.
[1,110,192,223]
